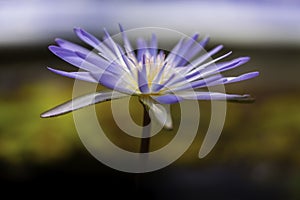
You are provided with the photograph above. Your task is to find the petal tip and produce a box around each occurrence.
[237,56,251,65]
[46,66,54,71]
[40,111,52,118]
[73,27,82,33]
[253,71,260,76]
[48,45,57,51]
[118,23,124,31]
[54,38,64,45]
[163,123,173,131]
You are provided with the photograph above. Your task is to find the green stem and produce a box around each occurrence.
[135,102,151,191]
[140,103,151,153]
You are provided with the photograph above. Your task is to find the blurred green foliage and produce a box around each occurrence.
[218,94,300,165]
[1,77,300,198]
[1,78,300,173]
[0,80,81,165]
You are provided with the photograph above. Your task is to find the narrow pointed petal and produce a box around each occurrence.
[177,36,209,66]
[189,45,224,68]
[55,38,90,54]
[137,38,147,62]
[152,94,183,104]
[74,27,102,51]
[117,45,133,73]
[47,67,98,83]
[161,74,176,88]
[186,51,232,81]
[165,38,184,64]
[200,57,251,77]
[74,51,121,75]
[195,51,232,70]
[170,74,223,92]
[149,34,158,57]
[97,42,118,62]
[198,36,210,47]
[185,71,258,90]
[151,62,167,85]
[218,57,250,71]
[119,24,135,55]
[173,33,199,66]
[103,28,127,67]
[224,72,259,84]
[177,91,251,101]
[137,55,149,93]
[91,72,136,95]
[74,28,118,61]
[48,46,99,72]
[151,83,165,93]
[41,91,128,118]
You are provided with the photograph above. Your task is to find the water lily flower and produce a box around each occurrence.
[41,25,259,130]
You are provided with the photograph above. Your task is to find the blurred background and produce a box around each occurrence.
[1,0,300,199]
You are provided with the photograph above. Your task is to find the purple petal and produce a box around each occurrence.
[170,74,223,92]
[201,57,250,76]
[149,34,157,57]
[47,67,98,83]
[102,29,129,68]
[218,57,250,71]
[185,51,232,81]
[102,35,114,53]
[137,55,149,93]
[103,28,125,60]
[41,91,128,118]
[91,72,135,95]
[151,62,167,85]
[189,45,223,68]
[224,72,259,84]
[151,83,165,93]
[188,71,258,89]
[198,36,210,47]
[173,33,199,66]
[177,36,209,67]
[117,45,133,73]
[74,27,102,51]
[189,74,223,88]
[165,38,184,64]
[137,38,147,62]
[76,51,123,74]
[152,94,183,104]
[188,71,259,89]
[139,84,150,94]
[55,38,90,54]
[161,74,176,88]
[185,71,201,80]
[48,46,99,71]
[119,24,135,55]
[178,91,251,101]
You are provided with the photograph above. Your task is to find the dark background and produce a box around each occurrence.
[1,1,300,199]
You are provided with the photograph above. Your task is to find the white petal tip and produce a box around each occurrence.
[40,112,51,118]
[40,110,64,118]
[164,124,173,131]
